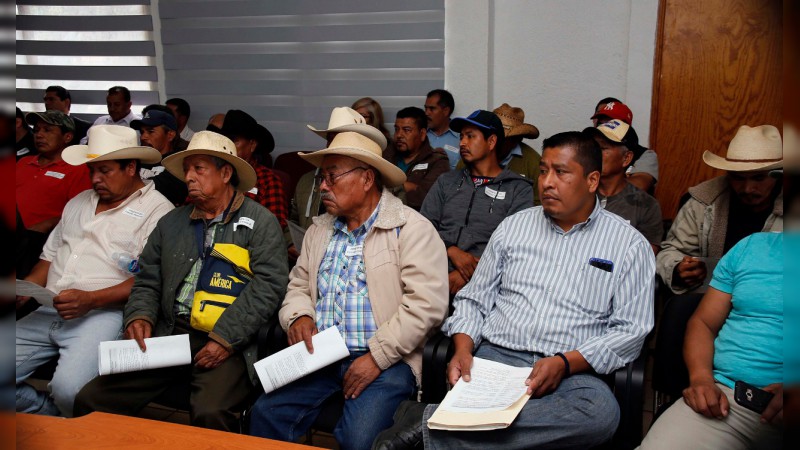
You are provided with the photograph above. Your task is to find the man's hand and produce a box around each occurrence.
[342,353,381,399]
[288,316,317,353]
[447,247,479,282]
[682,380,729,419]
[194,340,232,369]
[53,289,96,320]
[525,356,567,397]
[125,319,153,352]
[448,270,467,295]
[675,256,707,287]
[761,383,783,424]
[447,350,474,386]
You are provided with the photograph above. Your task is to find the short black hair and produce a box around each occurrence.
[45,85,70,101]
[211,156,240,188]
[166,98,191,118]
[542,131,602,176]
[16,107,25,120]
[395,106,427,130]
[108,86,131,102]
[426,89,455,115]
[595,97,622,110]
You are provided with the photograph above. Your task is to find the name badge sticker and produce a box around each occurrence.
[344,244,364,258]
[17,148,30,156]
[412,163,429,171]
[247,187,258,195]
[234,217,255,231]
[484,187,506,200]
[123,207,144,219]
[45,171,65,179]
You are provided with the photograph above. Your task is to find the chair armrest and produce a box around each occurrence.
[610,351,646,450]
[421,332,454,403]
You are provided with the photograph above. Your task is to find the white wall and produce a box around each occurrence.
[445,0,659,151]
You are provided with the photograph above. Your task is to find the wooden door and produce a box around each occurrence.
[650,0,782,219]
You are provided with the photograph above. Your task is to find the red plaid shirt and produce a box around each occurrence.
[246,161,288,229]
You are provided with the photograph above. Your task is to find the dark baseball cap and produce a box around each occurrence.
[25,110,75,132]
[131,110,177,131]
[449,109,505,139]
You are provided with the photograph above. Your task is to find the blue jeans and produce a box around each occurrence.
[16,307,123,416]
[423,342,619,450]
[249,351,416,450]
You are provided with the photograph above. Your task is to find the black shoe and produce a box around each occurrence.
[372,400,427,450]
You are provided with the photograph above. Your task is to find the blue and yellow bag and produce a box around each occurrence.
[190,243,253,333]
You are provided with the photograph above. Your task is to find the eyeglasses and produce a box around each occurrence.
[314,167,368,187]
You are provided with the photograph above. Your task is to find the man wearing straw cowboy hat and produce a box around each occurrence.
[657,125,783,294]
[249,130,449,450]
[16,124,173,417]
[74,131,289,431]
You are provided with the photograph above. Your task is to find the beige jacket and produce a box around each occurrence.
[279,189,449,383]
[657,175,783,294]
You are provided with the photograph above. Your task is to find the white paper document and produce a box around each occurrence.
[15,279,56,308]
[98,334,192,376]
[439,357,531,413]
[254,326,349,394]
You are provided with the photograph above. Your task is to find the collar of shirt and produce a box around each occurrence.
[500,143,523,168]
[544,196,602,235]
[333,202,380,239]
[189,191,245,223]
[427,127,459,139]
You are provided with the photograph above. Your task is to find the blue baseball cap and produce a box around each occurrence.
[449,109,504,139]
[131,110,177,132]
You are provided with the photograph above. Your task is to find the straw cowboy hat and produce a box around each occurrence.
[298,131,406,188]
[162,130,257,192]
[702,125,783,172]
[307,107,388,150]
[62,125,161,166]
[492,103,540,139]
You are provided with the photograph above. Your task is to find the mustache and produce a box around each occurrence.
[320,192,335,201]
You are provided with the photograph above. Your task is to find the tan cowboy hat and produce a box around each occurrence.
[62,125,162,166]
[492,103,540,139]
[162,131,257,193]
[702,125,783,172]
[307,107,388,150]
[298,131,406,188]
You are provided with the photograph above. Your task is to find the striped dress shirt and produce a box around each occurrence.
[443,201,655,374]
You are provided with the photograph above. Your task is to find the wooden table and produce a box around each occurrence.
[17,412,321,449]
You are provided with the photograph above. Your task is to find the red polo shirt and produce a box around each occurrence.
[16,155,91,228]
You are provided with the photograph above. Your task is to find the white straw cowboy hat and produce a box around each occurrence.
[298,131,406,188]
[702,125,783,172]
[307,107,388,150]
[62,125,162,166]
[492,103,540,139]
[162,130,257,193]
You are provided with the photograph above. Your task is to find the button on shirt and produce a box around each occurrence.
[316,206,380,351]
[40,182,174,298]
[16,156,91,228]
[443,201,655,374]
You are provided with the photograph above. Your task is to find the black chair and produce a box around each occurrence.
[651,293,703,419]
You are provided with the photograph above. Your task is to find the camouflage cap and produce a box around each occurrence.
[25,110,75,132]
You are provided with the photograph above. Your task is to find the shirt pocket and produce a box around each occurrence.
[365,247,399,270]
[574,265,616,318]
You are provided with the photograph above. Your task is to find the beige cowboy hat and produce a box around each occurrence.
[162,131,257,192]
[307,107,388,150]
[702,125,783,172]
[492,103,540,139]
[298,131,406,188]
[62,125,162,166]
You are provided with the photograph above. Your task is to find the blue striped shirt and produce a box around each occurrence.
[443,201,655,374]
[316,206,380,351]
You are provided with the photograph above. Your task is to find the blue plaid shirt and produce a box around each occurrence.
[316,205,380,351]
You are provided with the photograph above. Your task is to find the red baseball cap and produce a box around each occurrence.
[591,101,633,124]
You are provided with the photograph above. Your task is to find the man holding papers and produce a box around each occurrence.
[16,125,173,417]
[376,131,655,449]
[248,130,449,450]
[73,131,289,431]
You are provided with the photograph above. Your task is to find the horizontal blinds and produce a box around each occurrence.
[160,0,445,155]
[16,1,159,122]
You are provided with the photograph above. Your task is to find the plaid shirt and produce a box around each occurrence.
[316,206,380,351]
[246,161,288,228]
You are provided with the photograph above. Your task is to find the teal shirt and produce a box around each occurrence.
[711,232,783,389]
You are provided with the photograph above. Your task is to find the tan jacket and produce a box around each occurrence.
[279,189,449,383]
[657,176,783,294]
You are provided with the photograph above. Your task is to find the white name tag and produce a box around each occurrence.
[139,166,165,180]
[17,148,30,156]
[247,187,258,195]
[45,171,65,179]
[443,145,459,153]
[344,244,363,258]
[234,217,255,231]
[484,187,506,200]
[412,163,429,171]
[123,207,144,219]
